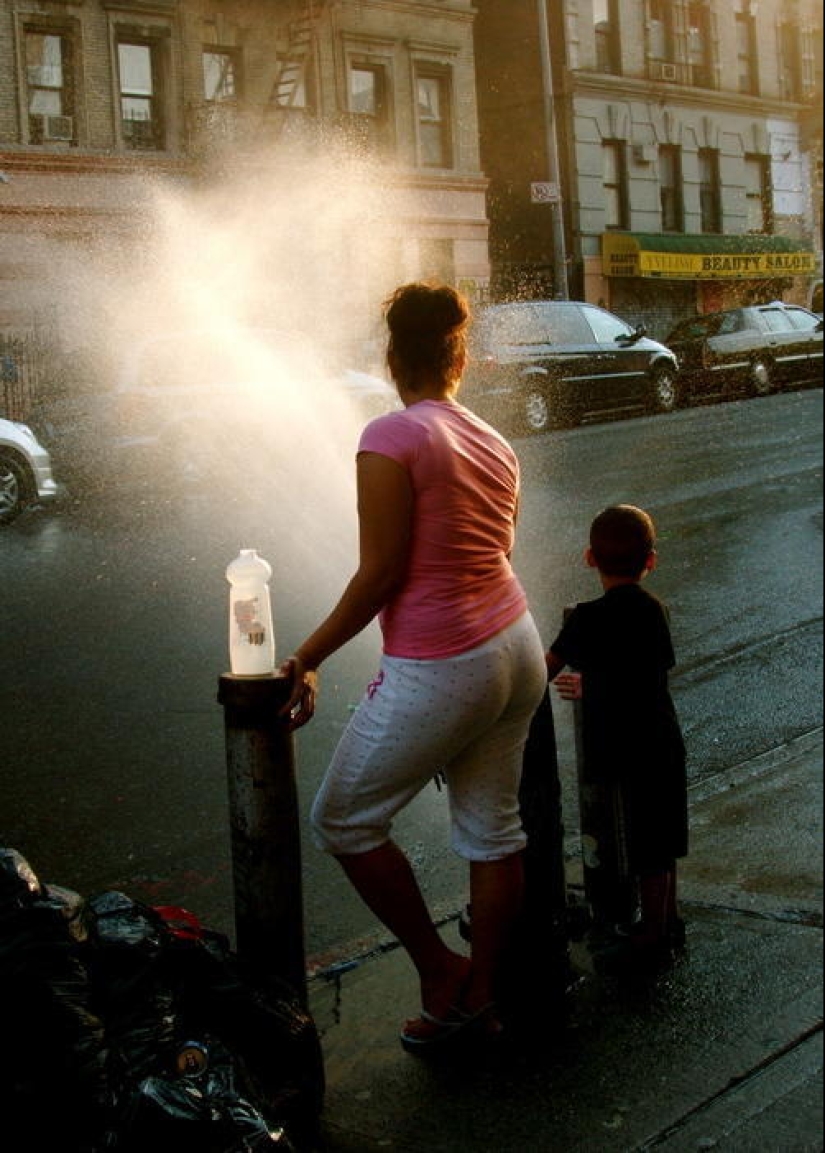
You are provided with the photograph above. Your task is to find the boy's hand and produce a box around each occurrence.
[554,671,582,701]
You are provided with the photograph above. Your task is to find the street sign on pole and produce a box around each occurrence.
[536,0,569,299]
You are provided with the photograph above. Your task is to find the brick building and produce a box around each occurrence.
[0,0,490,383]
[475,0,823,337]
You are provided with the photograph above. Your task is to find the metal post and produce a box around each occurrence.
[218,672,308,1007]
[496,686,574,1029]
[537,0,570,300]
[565,607,635,946]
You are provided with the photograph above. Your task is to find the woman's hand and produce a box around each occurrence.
[554,671,582,701]
[279,654,318,730]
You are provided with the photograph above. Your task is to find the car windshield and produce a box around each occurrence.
[785,308,821,332]
[580,306,634,343]
[759,309,795,333]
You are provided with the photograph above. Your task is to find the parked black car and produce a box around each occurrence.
[461,300,679,435]
[665,301,823,404]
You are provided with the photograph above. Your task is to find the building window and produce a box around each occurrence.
[659,145,684,232]
[699,148,721,233]
[735,4,758,95]
[745,154,772,233]
[603,141,628,230]
[687,2,713,88]
[25,30,74,143]
[416,71,453,169]
[203,50,237,102]
[419,239,455,284]
[594,0,619,74]
[647,0,672,62]
[118,40,163,150]
[348,64,391,150]
[274,61,310,110]
[778,21,802,101]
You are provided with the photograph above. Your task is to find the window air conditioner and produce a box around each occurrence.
[31,114,74,141]
[649,62,678,82]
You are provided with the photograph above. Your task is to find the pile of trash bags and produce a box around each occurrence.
[0,848,324,1152]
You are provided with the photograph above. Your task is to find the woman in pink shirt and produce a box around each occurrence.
[282,283,547,1051]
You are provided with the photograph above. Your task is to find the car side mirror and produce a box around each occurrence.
[615,324,646,345]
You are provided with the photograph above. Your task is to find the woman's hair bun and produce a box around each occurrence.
[383,282,471,389]
[385,282,469,339]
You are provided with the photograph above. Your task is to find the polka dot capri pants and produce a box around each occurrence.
[310,612,548,862]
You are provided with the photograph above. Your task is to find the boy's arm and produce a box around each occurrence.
[545,649,566,681]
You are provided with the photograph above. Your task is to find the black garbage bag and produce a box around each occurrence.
[110,1035,295,1151]
[153,901,324,1150]
[87,890,178,1086]
[0,848,109,1151]
[88,892,323,1151]
[0,856,323,1152]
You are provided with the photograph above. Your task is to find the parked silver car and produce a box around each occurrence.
[665,301,823,404]
[0,417,58,524]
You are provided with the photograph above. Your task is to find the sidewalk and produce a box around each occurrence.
[308,729,823,1152]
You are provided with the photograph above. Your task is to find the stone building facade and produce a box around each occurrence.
[475,0,823,337]
[0,0,489,368]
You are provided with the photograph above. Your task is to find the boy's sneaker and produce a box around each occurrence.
[591,919,686,978]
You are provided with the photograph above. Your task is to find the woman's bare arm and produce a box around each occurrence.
[280,451,413,727]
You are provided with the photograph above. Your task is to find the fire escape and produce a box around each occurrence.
[268,1,330,115]
[187,1,332,161]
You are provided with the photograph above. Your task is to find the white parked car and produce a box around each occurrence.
[0,417,58,524]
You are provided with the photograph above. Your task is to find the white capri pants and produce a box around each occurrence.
[310,612,548,861]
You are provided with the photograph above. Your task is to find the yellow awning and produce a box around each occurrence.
[602,233,817,280]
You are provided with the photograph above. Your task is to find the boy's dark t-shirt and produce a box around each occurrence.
[551,583,688,866]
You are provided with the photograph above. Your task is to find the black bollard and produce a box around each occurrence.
[494,685,575,1029]
[217,673,308,1007]
[565,606,636,947]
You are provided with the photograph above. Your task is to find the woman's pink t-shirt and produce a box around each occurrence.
[358,398,528,659]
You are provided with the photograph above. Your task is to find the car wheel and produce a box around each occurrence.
[522,388,552,434]
[650,364,678,413]
[0,451,31,525]
[748,357,773,397]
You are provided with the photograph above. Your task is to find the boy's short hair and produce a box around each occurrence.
[590,504,656,578]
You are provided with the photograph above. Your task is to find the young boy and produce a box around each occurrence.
[545,504,688,970]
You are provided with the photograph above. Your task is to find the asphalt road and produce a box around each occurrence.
[0,388,821,965]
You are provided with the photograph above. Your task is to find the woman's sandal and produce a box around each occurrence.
[399,1002,500,1054]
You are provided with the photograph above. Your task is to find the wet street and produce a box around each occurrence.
[1,388,822,964]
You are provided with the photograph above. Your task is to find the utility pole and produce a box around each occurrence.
[537,0,570,300]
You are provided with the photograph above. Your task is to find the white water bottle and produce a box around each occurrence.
[226,549,276,676]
